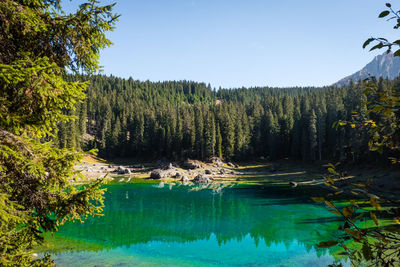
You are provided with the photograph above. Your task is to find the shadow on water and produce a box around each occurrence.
[234,183,331,202]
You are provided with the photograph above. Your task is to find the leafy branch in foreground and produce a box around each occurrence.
[364,3,400,56]
[315,6,400,267]
[314,4,400,266]
[317,80,400,266]
[314,164,400,266]
[0,0,118,265]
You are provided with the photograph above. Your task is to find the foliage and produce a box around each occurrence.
[0,0,118,265]
[363,3,400,56]
[315,164,400,266]
[316,3,400,266]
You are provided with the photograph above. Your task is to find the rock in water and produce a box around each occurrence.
[205,169,212,175]
[193,174,211,184]
[150,169,165,179]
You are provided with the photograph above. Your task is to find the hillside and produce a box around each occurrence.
[55,75,394,164]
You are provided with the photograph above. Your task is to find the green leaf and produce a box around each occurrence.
[379,10,390,18]
[363,38,374,49]
[316,241,339,248]
[394,49,400,57]
[370,43,384,51]
[386,3,391,8]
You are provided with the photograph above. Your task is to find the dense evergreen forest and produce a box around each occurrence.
[57,75,397,162]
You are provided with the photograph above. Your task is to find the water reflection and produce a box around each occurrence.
[43,182,349,266]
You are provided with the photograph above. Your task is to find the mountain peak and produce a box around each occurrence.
[334,52,400,86]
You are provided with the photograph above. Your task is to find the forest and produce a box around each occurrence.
[57,74,396,163]
[2,0,400,265]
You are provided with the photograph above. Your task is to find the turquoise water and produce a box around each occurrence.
[43,182,349,266]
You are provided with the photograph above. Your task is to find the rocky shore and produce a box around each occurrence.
[76,157,242,184]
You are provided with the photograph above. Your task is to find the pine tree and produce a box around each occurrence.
[0,0,118,265]
[308,110,318,161]
[216,124,223,159]
[204,112,216,158]
[195,107,204,158]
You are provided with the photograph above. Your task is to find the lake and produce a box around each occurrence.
[42,182,349,266]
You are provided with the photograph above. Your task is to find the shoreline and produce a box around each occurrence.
[76,155,400,201]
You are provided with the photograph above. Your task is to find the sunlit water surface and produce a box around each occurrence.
[41,182,350,266]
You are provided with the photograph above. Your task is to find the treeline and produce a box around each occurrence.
[56,75,396,162]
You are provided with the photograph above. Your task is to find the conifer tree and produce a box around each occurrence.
[0,1,118,265]
[216,124,223,159]
[205,113,216,158]
[308,110,318,161]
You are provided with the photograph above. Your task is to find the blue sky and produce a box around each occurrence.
[65,0,398,88]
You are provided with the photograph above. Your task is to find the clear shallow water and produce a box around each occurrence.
[42,182,349,266]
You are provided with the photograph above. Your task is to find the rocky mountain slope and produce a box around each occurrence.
[335,52,400,86]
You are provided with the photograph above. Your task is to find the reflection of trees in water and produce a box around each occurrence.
[51,183,342,257]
